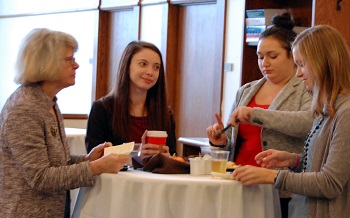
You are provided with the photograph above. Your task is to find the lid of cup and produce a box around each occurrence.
[147,131,168,137]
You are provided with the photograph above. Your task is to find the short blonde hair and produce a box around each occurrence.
[293,25,350,117]
[15,28,78,85]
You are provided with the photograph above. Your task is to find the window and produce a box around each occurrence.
[0,10,98,114]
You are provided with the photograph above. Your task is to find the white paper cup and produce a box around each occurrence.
[203,159,212,175]
[189,158,205,175]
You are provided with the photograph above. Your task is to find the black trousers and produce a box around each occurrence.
[64,190,71,218]
[280,197,291,218]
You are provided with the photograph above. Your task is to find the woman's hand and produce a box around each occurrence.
[232,165,278,186]
[90,154,130,175]
[255,149,295,168]
[85,142,112,161]
[139,130,170,156]
[228,106,253,126]
[206,113,227,146]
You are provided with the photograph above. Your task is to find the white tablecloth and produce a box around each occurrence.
[66,127,87,155]
[72,170,281,218]
[65,127,87,216]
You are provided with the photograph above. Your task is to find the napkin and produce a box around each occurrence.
[132,154,190,174]
[104,142,134,156]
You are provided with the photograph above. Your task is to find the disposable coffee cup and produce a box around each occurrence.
[189,158,205,175]
[147,131,167,144]
[147,131,168,153]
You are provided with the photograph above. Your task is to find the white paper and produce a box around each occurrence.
[104,142,134,156]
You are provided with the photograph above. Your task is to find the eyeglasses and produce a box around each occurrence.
[64,57,76,65]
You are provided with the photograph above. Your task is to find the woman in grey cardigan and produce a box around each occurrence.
[207,13,313,217]
[232,25,350,218]
[0,28,130,218]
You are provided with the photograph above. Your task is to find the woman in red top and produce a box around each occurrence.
[207,13,313,218]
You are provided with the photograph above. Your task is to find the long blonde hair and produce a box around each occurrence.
[292,25,350,117]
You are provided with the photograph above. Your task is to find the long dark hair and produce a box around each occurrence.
[107,41,170,141]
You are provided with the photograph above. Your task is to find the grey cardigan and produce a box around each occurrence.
[224,76,313,198]
[274,95,350,218]
[0,84,95,218]
[226,76,313,158]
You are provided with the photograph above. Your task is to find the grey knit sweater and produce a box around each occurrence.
[0,84,95,217]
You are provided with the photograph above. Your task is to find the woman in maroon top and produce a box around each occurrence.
[86,41,176,155]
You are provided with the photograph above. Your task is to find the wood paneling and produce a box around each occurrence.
[314,0,350,47]
[63,114,88,119]
[95,11,111,100]
[174,1,225,140]
[95,7,140,100]
[163,4,179,110]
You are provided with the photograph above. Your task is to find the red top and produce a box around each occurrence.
[130,116,148,143]
[235,97,269,166]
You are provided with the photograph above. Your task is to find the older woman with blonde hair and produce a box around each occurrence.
[0,28,129,218]
[232,25,350,218]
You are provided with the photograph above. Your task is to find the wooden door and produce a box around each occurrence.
[171,0,226,145]
[313,0,350,47]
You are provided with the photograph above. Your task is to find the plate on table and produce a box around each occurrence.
[211,172,235,180]
[226,161,240,172]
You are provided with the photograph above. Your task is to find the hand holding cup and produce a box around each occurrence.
[140,130,170,156]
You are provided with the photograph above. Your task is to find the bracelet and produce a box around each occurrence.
[274,170,280,184]
[209,140,227,147]
[289,153,300,170]
[294,153,300,168]
[291,153,296,168]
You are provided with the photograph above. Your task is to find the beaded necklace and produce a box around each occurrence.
[303,116,324,172]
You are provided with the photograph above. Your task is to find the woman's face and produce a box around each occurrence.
[56,47,79,89]
[257,37,295,84]
[129,48,160,92]
[293,47,314,92]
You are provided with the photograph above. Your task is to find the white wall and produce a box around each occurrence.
[221,0,245,124]
[64,119,88,129]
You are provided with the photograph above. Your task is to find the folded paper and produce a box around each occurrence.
[104,142,134,156]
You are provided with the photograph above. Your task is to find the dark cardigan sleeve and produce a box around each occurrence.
[85,99,112,153]
[166,108,177,155]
